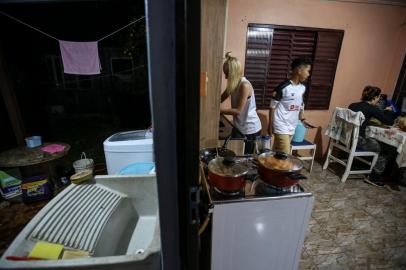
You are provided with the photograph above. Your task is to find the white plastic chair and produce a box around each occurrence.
[290,140,317,173]
[322,108,378,183]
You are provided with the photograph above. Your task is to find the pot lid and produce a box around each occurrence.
[257,151,303,172]
[208,156,249,177]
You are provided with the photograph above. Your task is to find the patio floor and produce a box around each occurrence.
[299,162,406,270]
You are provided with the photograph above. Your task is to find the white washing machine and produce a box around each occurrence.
[103,130,154,174]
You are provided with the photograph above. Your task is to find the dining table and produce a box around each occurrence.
[365,125,406,168]
[0,142,71,187]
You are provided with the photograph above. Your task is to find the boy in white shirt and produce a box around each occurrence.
[268,58,312,154]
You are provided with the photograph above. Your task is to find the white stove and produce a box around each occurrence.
[204,175,314,270]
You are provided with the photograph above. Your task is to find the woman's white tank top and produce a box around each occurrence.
[230,77,262,135]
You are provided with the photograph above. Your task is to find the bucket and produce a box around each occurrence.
[73,152,94,173]
[25,136,42,148]
[119,162,155,175]
[292,121,308,143]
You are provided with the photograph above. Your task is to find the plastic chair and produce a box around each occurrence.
[290,140,317,173]
[322,108,378,183]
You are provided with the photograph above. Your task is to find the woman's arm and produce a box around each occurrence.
[220,82,251,116]
[220,90,230,103]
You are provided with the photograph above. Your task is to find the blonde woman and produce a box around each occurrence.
[220,52,262,154]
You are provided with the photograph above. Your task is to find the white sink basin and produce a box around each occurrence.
[0,175,160,270]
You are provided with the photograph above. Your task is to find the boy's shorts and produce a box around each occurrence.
[273,134,293,154]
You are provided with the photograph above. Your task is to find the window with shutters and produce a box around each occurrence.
[244,24,344,110]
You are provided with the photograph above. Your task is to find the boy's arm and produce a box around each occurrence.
[268,96,279,135]
[299,106,305,121]
[268,80,289,135]
[268,107,275,135]
[299,92,305,121]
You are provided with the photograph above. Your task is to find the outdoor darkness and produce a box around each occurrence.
[0,0,150,167]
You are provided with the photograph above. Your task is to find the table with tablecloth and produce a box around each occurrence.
[365,126,406,168]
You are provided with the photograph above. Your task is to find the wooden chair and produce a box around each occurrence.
[290,140,317,173]
[323,108,378,183]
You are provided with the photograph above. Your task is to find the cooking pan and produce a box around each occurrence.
[257,151,307,187]
[207,156,248,193]
[199,135,235,165]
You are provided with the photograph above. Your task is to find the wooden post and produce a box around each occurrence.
[199,0,228,148]
[0,45,26,146]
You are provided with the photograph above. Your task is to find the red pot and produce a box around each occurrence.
[208,157,248,193]
[257,151,307,187]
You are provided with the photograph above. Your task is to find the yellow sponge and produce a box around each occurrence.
[62,250,90,259]
[29,241,64,260]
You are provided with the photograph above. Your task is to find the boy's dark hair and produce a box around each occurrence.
[291,57,312,70]
[361,86,381,102]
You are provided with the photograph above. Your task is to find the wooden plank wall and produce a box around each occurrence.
[199,0,228,148]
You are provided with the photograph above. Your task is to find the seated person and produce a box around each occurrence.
[348,86,395,186]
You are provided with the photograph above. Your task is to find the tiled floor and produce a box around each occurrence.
[299,162,406,270]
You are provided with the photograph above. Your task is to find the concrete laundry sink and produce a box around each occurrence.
[0,175,160,270]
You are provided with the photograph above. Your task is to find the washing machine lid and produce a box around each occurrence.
[104,130,154,152]
[108,130,151,142]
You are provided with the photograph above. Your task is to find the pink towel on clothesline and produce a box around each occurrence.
[59,40,101,75]
[41,144,66,154]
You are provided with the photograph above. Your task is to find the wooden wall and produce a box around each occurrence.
[199,0,228,148]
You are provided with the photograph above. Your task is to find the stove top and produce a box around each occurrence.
[202,155,311,204]
[206,177,308,205]
[253,177,303,196]
[211,186,245,200]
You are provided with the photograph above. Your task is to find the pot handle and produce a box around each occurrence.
[287,173,307,180]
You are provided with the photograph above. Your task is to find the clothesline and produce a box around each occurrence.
[0,10,145,42]
[97,16,144,42]
[0,10,58,41]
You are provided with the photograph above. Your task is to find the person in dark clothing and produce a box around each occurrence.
[348,86,395,186]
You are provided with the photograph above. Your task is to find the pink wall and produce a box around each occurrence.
[224,0,406,158]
